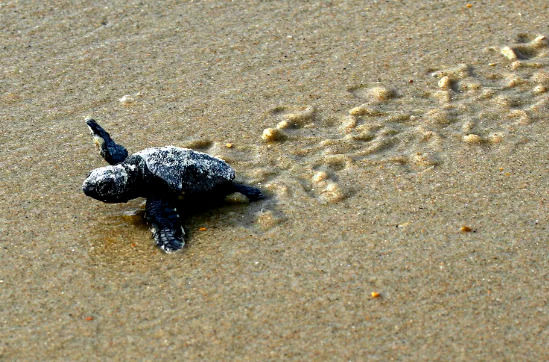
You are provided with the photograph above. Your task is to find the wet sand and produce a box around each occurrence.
[1,1,548,360]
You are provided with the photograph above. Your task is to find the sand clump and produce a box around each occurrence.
[261,127,285,142]
[437,76,453,90]
[282,105,315,126]
[319,182,345,203]
[462,134,483,144]
[348,104,386,116]
[532,85,547,94]
[367,86,396,101]
[500,35,548,60]
[261,105,316,142]
[311,171,346,204]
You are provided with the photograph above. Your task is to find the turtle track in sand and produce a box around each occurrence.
[240,33,548,228]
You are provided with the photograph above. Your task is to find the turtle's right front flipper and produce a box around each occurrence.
[85,118,128,165]
[145,198,185,253]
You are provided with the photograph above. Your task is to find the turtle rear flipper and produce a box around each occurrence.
[145,198,185,252]
[86,118,128,165]
[232,183,264,201]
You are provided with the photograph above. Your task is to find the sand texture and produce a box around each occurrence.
[1,1,548,360]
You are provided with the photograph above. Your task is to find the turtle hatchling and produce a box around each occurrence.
[82,119,263,252]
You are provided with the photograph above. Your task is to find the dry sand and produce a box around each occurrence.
[1,1,548,360]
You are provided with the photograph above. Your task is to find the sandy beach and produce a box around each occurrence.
[1,1,548,359]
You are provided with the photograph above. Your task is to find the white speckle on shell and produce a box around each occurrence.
[134,146,235,193]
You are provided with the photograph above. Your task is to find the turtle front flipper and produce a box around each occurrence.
[85,118,129,165]
[145,198,185,253]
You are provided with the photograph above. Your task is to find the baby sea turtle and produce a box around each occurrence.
[82,119,263,252]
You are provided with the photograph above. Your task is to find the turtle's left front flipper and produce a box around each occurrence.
[145,198,185,253]
[85,118,128,165]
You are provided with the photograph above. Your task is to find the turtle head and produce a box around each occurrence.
[83,165,138,203]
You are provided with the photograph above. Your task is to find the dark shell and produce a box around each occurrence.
[132,146,235,195]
